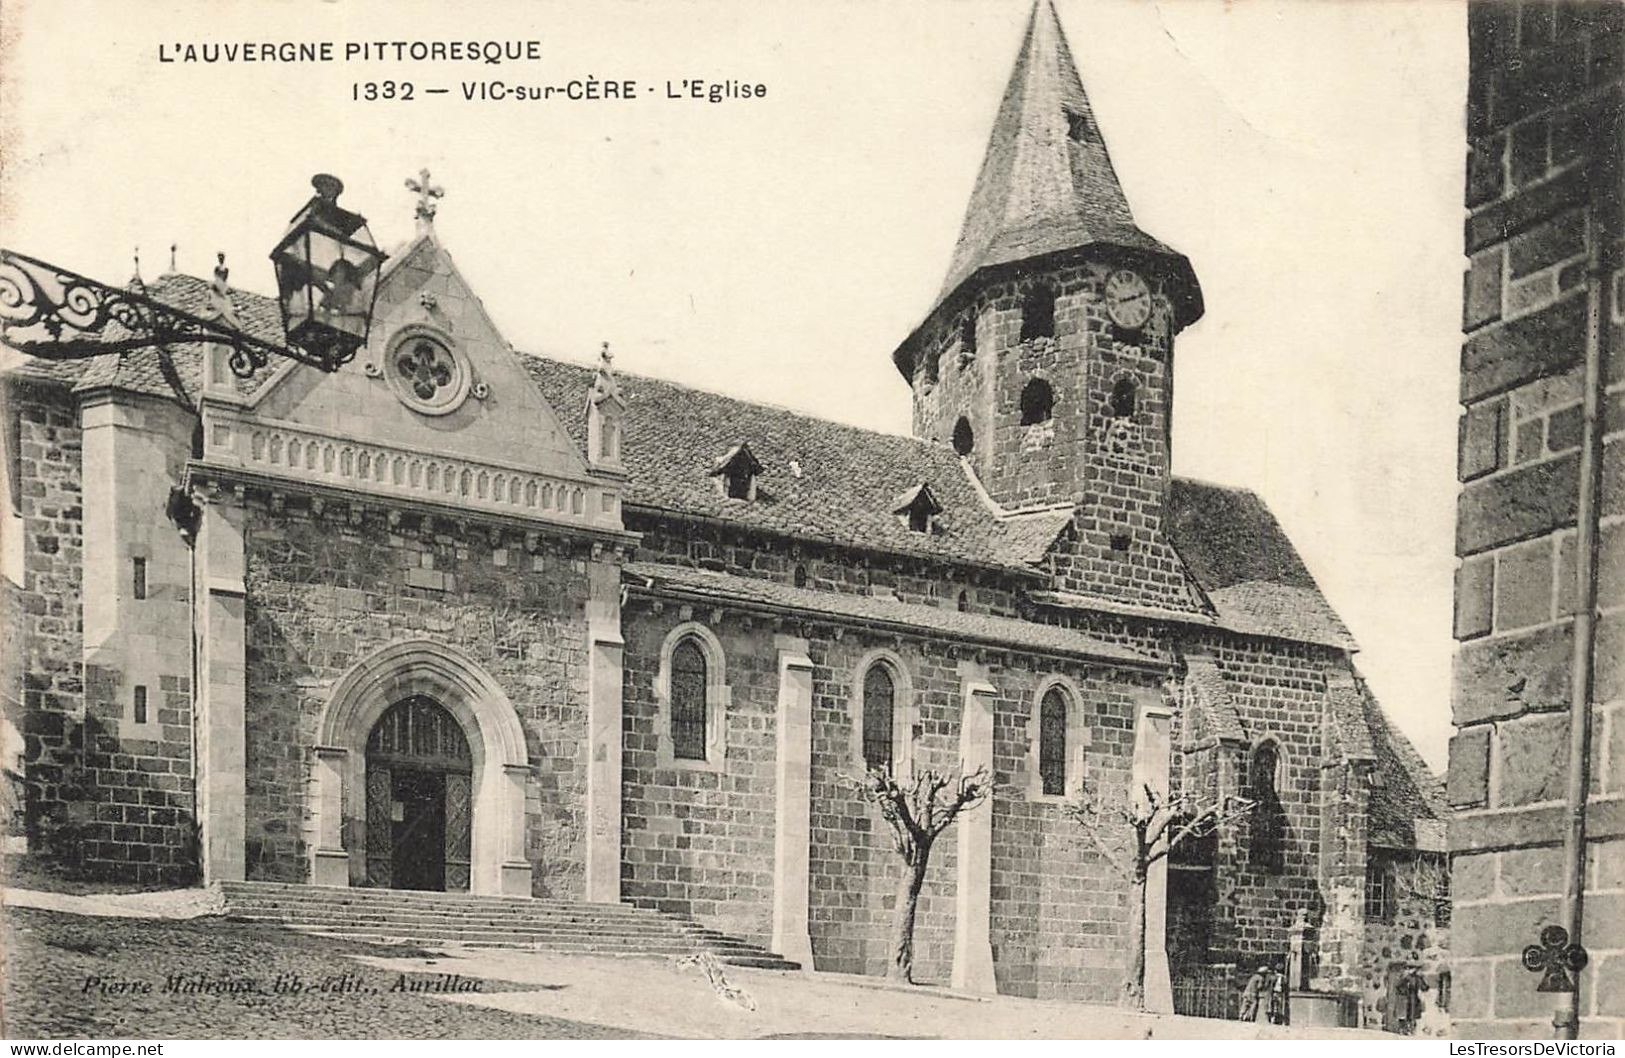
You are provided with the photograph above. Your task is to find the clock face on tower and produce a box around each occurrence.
[1103,269,1152,331]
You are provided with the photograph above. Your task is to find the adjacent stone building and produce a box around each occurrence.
[1449,0,1624,1038]
[2,0,1444,1018]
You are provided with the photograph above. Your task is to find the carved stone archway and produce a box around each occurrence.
[309,639,532,895]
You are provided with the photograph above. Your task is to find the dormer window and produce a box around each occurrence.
[891,482,942,534]
[1020,286,1056,341]
[711,442,763,501]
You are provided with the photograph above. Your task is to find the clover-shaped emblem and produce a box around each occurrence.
[397,339,454,401]
[1523,924,1588,993]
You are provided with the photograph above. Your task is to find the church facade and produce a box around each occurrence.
[2,2,1444,1017]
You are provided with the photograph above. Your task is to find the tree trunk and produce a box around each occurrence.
[889,842,933,983]
[1122,870,1147,1009]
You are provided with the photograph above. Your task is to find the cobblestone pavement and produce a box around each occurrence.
[2,908,649,1039]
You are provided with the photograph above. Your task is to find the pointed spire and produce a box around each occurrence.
[167,243,178,276]
[894,0,1200,376]
[128,247,144,293]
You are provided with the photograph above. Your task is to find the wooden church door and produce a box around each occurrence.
[363,695,473,891]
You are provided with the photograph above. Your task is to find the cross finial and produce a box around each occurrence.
[129,247,144,292]
[405,167,445,229]
[168,243,178,275]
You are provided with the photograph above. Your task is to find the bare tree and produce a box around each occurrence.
[1069,782,1254,1009]
[842,765,993,984]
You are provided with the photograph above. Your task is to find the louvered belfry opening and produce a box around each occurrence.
[364,695,474,892]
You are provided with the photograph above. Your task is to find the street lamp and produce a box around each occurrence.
[270,174,386,367]
[0,172,387,380]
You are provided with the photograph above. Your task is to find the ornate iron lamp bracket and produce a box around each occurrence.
[0,247,352,380]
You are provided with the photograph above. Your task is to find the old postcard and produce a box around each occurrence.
[1,0,1620,1044]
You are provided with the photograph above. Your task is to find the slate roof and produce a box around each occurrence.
[893,0,1202,377]
[4,270,1352,650]
[1184,652,1246,745]
[1361,678,1448,851]
[1326,676,1378,763]
[624,560,1159,668]
[1167,479,1356,651]
[526,356,1056,574]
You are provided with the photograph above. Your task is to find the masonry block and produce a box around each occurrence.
[1494,537,1556,631]
[1497,713,1570,807]
[1455,556,1496,639]
[1457,451,1579,555]
[1498,844,1565,897]
[1508,209,1585,279]
[1454,623,1572,725]
[1452,896,1561,957]
[1463,295,1589,406]
[1447,727,1492,807]
[1464,250,1505,330]
[1459,401,1507,481]
[1452,848,1496,899]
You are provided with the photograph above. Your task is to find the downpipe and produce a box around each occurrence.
[1553,170,1614,1042]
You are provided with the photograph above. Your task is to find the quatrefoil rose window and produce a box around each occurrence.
[384,329,470,415]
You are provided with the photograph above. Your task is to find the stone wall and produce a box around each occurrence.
[987,659,1147,1000]
[620,604,780,943]
[1451,0,1624,1038]
[9,381,88,865]
[623,515,1155,996]
[1359,849,1451,1032]
[79,393,200,883]
[907,260,1201,614]
[240,499,595,897]
[1202,632,1340,965]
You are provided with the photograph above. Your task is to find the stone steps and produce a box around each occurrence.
[225,913,763,950]
[218,881,800,971]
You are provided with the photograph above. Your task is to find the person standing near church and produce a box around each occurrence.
[1266,958,1290,1026]
[1240,963,1268,1022]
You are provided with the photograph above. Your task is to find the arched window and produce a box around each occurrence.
[960,313,978,360]
[793,564,808,588]
[1039,687,1068,796]
[952,416,975,456]
[1021,286,1056,341]
[670,638,709,761]
[1110,378,1137,419]
[956,589,970,612]
[1249,740,1287,873]
[862,663,896,773]
[1020,378,1055,426]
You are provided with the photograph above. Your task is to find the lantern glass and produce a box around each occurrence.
[271,175,386,365]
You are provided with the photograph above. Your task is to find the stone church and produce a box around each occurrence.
[2,1,1444,1018]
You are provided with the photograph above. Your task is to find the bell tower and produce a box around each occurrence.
[892,0,1206,612]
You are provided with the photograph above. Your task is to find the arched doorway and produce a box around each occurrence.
[364,695,473,891]
[310,639,533,896]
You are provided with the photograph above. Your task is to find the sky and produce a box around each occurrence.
[0,0,1468,768]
